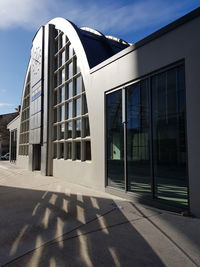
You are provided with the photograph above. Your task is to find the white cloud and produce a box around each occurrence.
[0,0,195,36]
[0,103,13,107]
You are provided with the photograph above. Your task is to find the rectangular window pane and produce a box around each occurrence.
[85,141,91,160]
[61,50,66,66]
[59,105,65,121]
[67,82,73,99]
[59,87,65,103]
[61,68,65,84]
[75,97,81,117]
[75,142,81,160]
[75,76,82,95]
[75,119,81,138]
[67,101,73,119]
[66,121,72,139]
[59,143,64,158]
[59,123,64,140]
[68,62,73,78]
[66,142,72,159]
[82,94,88,114]
[83,117,90,137]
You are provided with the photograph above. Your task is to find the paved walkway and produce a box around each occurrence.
[0,161,200,267]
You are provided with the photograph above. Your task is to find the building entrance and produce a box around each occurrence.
[32,144,41,171]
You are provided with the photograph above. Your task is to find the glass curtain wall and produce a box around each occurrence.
[106,64,188,208]
[53,30,91,161]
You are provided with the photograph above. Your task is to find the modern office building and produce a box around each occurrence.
[8,8,200,217]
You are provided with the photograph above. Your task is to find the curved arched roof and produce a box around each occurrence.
[48,18,130,69]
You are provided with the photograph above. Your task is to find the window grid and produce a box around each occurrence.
[53,31,91,161]
[19,71,30,155]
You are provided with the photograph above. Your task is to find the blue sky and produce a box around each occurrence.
[0,0,199,114]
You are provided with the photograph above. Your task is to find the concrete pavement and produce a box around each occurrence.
[0,161,200,267]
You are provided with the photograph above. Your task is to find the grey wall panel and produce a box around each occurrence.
[88,16,200,216]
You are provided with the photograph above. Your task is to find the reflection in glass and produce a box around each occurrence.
[75,119,81,137]
[152,66,188,207]
[61,68,65,84]
[68,62,73,78]
[75,76,82,95]
[61,50,65,66]
[59,87,65,103]
[127,80,151,194]
[69,45,73,58]
[60,105,65,121]
[67,102,73,119]
[75,97,81,117]
[59,123,64,140]
[67,82,73,99]
[66,121,72,138]
[106,90,124,189]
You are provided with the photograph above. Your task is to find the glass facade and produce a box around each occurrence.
[53,30,91,161]
[19,71,30,155]
[106,65,188,208]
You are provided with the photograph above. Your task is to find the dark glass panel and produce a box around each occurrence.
[66,121,72,139]
[59,123,64,140]
[75,119,81,138]
[127,80,151,194]
[106,90,124,189]
[152,66,188,207]
[83,117,90,137]
[66,142,72,159]
[85,141,91,160]
[75,142,81,160]
[75,97,81,117]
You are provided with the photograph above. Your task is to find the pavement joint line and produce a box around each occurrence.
[130,203,199,267]
[1,208,163,267]
[1,207,118,266]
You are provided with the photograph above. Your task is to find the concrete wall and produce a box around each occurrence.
[88,15,200,216]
